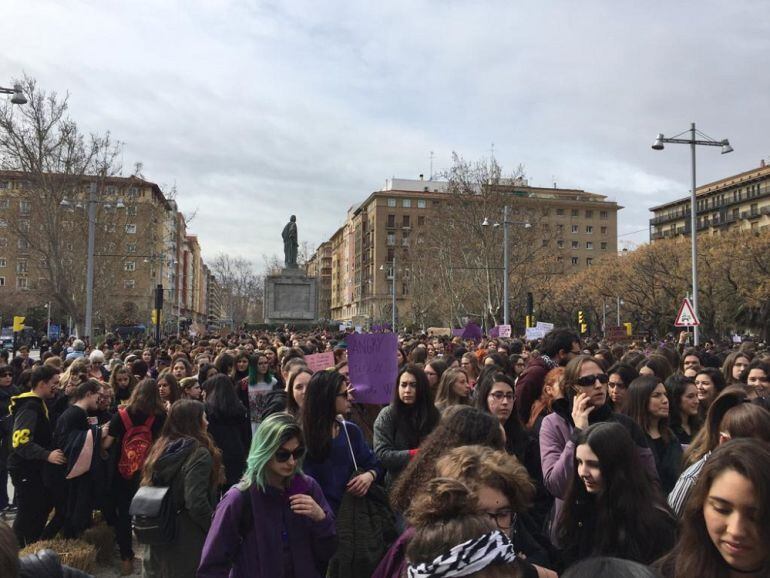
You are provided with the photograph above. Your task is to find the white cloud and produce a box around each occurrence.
[2,0,767,266]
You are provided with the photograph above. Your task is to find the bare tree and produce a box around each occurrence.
[0,77,136,333]
[211,253,264,327]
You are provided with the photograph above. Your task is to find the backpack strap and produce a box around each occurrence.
[144,414,155,429]
[118,407,133,431]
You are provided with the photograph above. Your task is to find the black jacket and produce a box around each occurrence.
[7,392,53,474]
[205,407,251,488]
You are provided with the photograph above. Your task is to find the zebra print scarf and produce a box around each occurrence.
[407,530,517,577]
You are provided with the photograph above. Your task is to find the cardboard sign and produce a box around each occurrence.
[535,322,554,334]
[461,322,483,341]
[427,327,451,337]
[347,332,398,405]
[525,327,545,341]
[606,326,628,341]
[498,324,512,338]
[305,351,335,373]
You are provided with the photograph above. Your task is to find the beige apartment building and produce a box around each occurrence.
[650,160,770,241]
[316,177,620,326]
[0,170,215,335]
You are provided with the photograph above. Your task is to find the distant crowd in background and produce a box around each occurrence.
[0,327,768,577]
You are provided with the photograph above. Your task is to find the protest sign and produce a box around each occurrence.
[498,324,512,338]
[305,351,335,373]
[535,322,554,334]
[489,326,500,338]
[525,327,545,341]
[347,332,398,405]
[461,322,483,340]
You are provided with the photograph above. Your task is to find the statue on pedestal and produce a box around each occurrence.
[282,215,298,268]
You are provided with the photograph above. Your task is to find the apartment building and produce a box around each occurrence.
[650,160,770,241]
[316,177,620,326]
[0,170,212,335]
[305,239,332,321]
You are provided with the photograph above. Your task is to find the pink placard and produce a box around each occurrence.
[305,351,336,373]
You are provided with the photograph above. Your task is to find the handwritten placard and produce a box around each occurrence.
[305,351,336,373]
[347,332,398,405]
[498,324,512,338]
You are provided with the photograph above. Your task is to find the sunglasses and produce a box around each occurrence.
[275,447,306,463]
[575,373,609,387]
[0,372,12,378]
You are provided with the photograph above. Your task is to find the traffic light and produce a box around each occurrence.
[578,311,587,335]
[151,309,161,325]
[624,322,632,336]
[526,292,534,328]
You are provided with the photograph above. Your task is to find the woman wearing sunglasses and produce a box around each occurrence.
[539,355,658,543]
[198,412,336,578]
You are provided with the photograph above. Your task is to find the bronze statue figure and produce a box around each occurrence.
[282,215,298,268]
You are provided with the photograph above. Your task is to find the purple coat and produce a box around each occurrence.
[539,401,659,544]
[197,474,336,578]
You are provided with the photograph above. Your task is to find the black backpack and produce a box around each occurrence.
[129,485,177,545]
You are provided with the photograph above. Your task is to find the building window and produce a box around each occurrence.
[557,240,565,249]
[16,277,27,289]
[556,208,565,216]
[0,199,8,209]
[586,225,593,234]
[0,220,7,228]
[571,257,579,265]
[586,241,594,250]
[585,210,593,218]
[571,240,579,249]
[19,220,29,232]
[125,224,137,234]
[571,224,579,233]
[387,198,396,207]
[417,199,426,209]
[542,239,549,247]
[0,182,8,190]
[0,277,4,287]
[387,233,395,246]
[402,199,411,208]
[125,261,136,272]
[586,257,593,266]
[417,216,425,226]
[0,258,5,268]
[16,259,27,273]
[103,223,116,233]
[387,214,395,228]
[0,238,7,248]
[403,215,410,227]
[17,239,29,250]
[601,242,608,250]
[601,226,608,235]
[128,186,139,197]
[127,243,137,253]
[600,210,608,219]
[571,209,579,217]
[106,185,118,195]
[127,206,137,216]
[556,224,564,234]
[124,279,135,289]
[19,200,31,215]
[387,248,395,262]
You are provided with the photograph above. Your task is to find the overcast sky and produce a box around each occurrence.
[3,1,768,267]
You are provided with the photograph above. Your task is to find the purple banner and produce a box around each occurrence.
[347,332,398,405]
[451,328,464,337]
[489,326,500,338]
[462,322,483,341]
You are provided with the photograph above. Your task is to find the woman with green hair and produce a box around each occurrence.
[198,412,336,577]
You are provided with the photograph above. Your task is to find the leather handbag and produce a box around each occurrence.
[129,485,176,545]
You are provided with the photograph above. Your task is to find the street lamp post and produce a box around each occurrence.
[61,192,124,341]
[0,83,27,105]
[380,256,397,332]
[482,206,531,326]
[652,123,733,346]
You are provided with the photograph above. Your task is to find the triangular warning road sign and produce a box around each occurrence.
[674,298,700,327]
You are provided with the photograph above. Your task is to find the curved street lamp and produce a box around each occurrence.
[0,83,27,105]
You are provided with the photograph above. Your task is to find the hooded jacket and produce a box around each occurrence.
[7,392,53,474]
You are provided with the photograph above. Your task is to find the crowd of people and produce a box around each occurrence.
[0,328,768,577]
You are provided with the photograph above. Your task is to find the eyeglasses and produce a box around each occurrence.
[275,447,306,463]
[488,391,514,401]
[575,373,609,387]
[484,508,514,530]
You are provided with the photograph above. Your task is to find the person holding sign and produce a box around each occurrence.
[373,365,439,488]
[301,370,382,513]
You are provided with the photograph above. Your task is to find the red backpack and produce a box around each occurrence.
[117,408,156,480]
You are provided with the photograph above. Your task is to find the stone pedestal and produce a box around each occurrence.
[264,268,318,324]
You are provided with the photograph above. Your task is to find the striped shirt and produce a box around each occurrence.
[668,451,711,517]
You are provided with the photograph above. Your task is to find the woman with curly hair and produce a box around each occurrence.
[389,406,505,515]
[108,364,137,409]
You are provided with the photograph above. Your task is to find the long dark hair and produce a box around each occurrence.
[558,422,673,564]
[157,370,182,404]
[475,372,528,458]
[301,370,346,462]
[127,378,166,416]
[665,374,702,436]
[141,399,224,488]
[203,374,246,418]
[287,367,313,416]
[626,375,674,443]
[659,439,770,578]
[390,406,505,514]
[391,365,440,448]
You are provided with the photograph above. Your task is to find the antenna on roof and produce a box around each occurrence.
[429,151,434,180]
[552,176,558,189]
